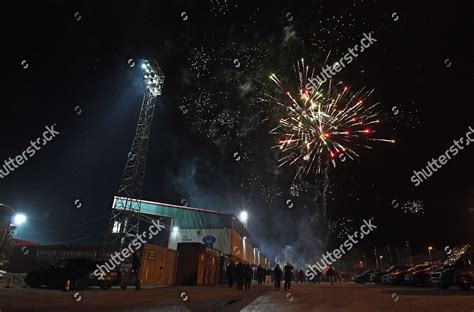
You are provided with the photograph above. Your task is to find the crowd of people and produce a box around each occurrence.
[226,262,267,290]
[226,261,348,291]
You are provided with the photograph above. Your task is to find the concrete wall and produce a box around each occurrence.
[231,230,258,265]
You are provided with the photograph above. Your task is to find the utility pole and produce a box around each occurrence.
[406,240,414,265]
[395,245,401,265]
[374,246,379,269]
[387,246,393,266]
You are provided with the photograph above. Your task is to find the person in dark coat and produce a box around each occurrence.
[273,264,282,290]
[316,270,322,283]
[283,262,294,291]
[235,262,244,290]
[326,266,335,285]
[335,269,341,283]
[244,264,253,290]
[256,265,264,286]
[122,251,141,290]
[226,262,235,287]
[298,269,304,283]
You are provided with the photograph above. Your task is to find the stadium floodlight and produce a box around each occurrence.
[106,58,165,246]
[13,213,27,226]
[239,210,248,223]
[142,60,164,97]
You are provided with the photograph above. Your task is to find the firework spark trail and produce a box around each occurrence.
[267,59,395,176]
[322,159,330,219]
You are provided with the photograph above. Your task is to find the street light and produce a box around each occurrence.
[13,213,27,226]
[239,211,248,224]
[428,246,433,263]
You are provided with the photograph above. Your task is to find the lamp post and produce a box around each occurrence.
[406,240,414,265]
[428,246,433,264]
[374,246,379,269]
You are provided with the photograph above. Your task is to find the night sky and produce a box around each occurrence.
[2,1,473,265]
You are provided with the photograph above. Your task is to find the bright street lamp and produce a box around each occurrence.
[239,211,248,223]
[13,213,27,226]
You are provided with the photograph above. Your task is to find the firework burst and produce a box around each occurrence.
[267,59,395,175]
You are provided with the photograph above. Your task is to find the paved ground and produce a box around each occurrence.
[1,282,473,311]
[0,284,264,312]
[244,282,474,312]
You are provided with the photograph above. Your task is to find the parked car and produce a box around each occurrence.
[378,265,411,285]
[371,267,392,284]
[372,266,397,284]
[431,244,473,290]
[25,258,120,290]
[404,264,437,286]
[352,269,374,284]
[387,263,432,285]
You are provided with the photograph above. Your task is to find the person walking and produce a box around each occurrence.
[121,251,141,290]
[273,264,282,290]
[317,270,322,283]
[283,262,294,291]
[298,269,304,283]
[326,266,335,286]
[256,265,264,286]
[235,262,244,290]
[244,264,253,290]
[226,261,235,287]
[335,268,341,283]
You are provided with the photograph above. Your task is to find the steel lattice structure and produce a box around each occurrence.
[106,59,164,246]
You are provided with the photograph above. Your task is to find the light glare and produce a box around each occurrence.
[13,213,27,226]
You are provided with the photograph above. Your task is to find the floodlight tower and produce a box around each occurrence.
[106,59,164,246]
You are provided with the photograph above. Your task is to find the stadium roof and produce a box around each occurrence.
[113,197,232,229]
[112,196,258,247]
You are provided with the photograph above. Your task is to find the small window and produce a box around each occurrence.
[112,221,122,233]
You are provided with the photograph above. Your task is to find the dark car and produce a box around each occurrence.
[379,265,411,285]
[25,258,120,290]
[404,264,436,286]
[431,244,473,290]
[352,269,374,284]
[371,266,399,284]
[371,267,393,285]
[388,263,432,285]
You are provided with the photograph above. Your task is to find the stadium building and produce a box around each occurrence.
[112,196,271,268]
